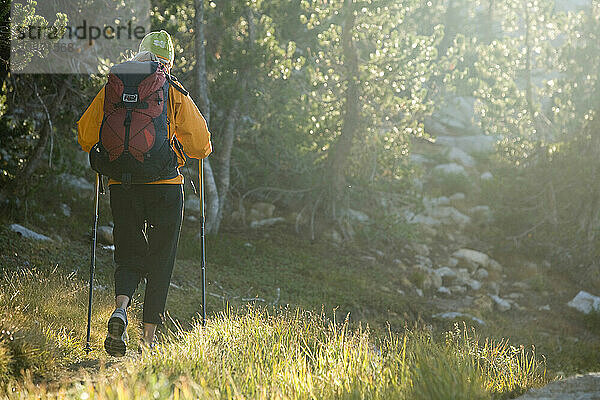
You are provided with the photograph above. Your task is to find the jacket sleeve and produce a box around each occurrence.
[77,87,105,153]
[173,89,212,160]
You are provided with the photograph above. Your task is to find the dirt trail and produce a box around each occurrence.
[516,373,600,399]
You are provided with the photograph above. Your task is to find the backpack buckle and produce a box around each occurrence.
[123,93,138,103]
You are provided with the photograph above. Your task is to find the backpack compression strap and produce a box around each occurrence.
[166,74,189,96]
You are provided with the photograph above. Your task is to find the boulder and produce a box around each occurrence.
[447,147,475,167]
[449,192,466,207]
[567,291,600,314]
[490,295,511,312]
[339,208,370,223]
[408,214,441,227]
[480,171,494,181]
[432,311,485,325]
[251,202,276,220]
[432,163,467,177]
[97,226,114,245]
[58,173,93,192]
[465,279,482,291]
[323,229,343,244]
[452,248,490,272]
[60,203,71,217]
[437,286,451,295]
[429,206,471,227]
[435,135,496,154]
[250,217,285,229]
[423,196,450,210]
[436,267,457,286]
[10,224,52,241]
[474,268,489,280]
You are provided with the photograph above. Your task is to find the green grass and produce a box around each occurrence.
[0,178,551,398]
[2,305,546,399]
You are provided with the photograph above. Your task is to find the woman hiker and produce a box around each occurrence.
[77,30,211,356]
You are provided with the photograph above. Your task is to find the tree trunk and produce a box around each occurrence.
[214,100,239,232]
[325,0,359,216]
[211,7,254,232]
[194,0,220,234]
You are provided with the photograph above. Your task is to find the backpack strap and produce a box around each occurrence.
[166,74,189,96]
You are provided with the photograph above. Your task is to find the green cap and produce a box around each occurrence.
[138,30,174,66]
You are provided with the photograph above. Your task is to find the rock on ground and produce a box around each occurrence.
[250,217,285,229]
[10,224,52,241]
[516,373,600,399]
[97,226,114,245]
[567,291,600,314]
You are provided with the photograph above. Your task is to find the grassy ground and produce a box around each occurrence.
[0,174,592,398]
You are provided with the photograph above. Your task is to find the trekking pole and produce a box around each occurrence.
[200,159,207,326]
[85,173,102,354]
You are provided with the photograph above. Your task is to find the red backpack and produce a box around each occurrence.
[89,60,187,186]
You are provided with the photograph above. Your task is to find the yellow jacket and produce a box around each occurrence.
[77,83,212,185]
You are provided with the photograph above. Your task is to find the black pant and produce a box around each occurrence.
[109,184,183,324]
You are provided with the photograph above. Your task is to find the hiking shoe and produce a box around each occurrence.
[104,308,128,357]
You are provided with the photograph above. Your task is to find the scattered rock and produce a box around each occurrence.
[433,311,485,325]
[485,281,500,296]
[490,295,511,312]
[97,226,114,245]
[449,192,466,207]
[423,196,450,209]
[480,171,493,181]
[538,304,551,311]
[429,270,443,290]
[410,242,430,257]
[10,224,52,241]
[250,217,285,229]
[58,173,93,192]
[433,163,468,177]
[465,279,482,291]
[372,249,385,258]
[452,248,490,272]
[447,147,475,167]
[438,286,451,295]
[339,208,370,224]
[250,202,276,220]
[409,214,441,226]
[567,291,600,314]
[449,285,467,294]
[429,206,472,227]
[60,203,71,217]
[512,282,531,291]
[487,259,503,273]
[435,135,496,154]
[393,259,408,271]
[323,229,343,244]
[474,268,489,280]
[436,267,457,286]
[415,255,433,269]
